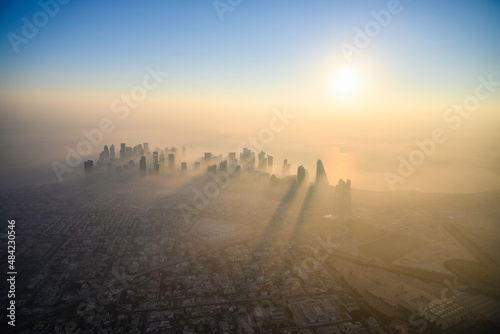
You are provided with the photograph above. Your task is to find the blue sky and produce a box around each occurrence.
[1,0,499,94]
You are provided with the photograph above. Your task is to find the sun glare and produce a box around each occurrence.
[333,68,360,97]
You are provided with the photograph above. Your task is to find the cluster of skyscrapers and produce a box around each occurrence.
[84,143,351,210]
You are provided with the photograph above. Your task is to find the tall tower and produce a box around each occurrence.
[315,159,329,187]
[140,156,146,177]
[168,153,175,170]
[120,143,126,160]
[153,151,159,165]
[219,160,228,172]
[297,165,305,184]
[109,144,116,160]
[282,159,290,177]
[258,151,267,172]
[297,165,308,185]
[204,152,212,164]
[103,145,109,159]
[84,160,94,177]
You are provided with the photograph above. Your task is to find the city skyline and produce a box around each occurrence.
[1,0,500,192]
[1,2,500,332]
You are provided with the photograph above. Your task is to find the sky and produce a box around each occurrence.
[1,0,500,192]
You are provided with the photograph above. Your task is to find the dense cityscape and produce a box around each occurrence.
[2,1,500,333]
[1,142,499,333]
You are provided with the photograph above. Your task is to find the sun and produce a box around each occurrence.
[333,68,360,97]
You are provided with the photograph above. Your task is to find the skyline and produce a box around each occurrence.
[2,2,500,332]
[1,0,500,192]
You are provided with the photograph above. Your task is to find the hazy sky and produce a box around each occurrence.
[1,0,500,191]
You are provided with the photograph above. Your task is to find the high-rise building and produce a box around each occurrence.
[335,178,352,210]
[98,146,110,166]
[153,151,159,166]
[129,160,135,177]
[315,159,329,186]
[181,162,187,172]
[134,144,144,157]
[143,142,149,154]
[168,153,175,170]
[103,145,109,159]
[297,165,309,185]
[84,160,94,177]
[240,148,255,171]
[120,143,126,160]
[282,159,291,177]
[154,163,160,175]
[182,146,186,156]
[207,164,217,174]
[110,144,115,160]
[140,156,146,177]
[204,152,212,164]
[267,155,273,173]
[219,160,227,172]
[194,162,201,169]
[258,151,267,172]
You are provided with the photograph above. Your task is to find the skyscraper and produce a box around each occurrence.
[140,156,146,177]
[240,148,255,171]
[153,151,159,166]
[98,146,110,166]
[219,160,227,172]
[103,145,109,159]
[120,143,126,160]
[282,159,290,177]
[84,160,94,177]
[109,144,115,160]
[258,151,267,172]
[335,179,352,210]
[267,155,273,174]
[168,153,175,170]
[315,159,329,187]
[297,165,309,185]
[204,152,212,164]
[181,162,187,172]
